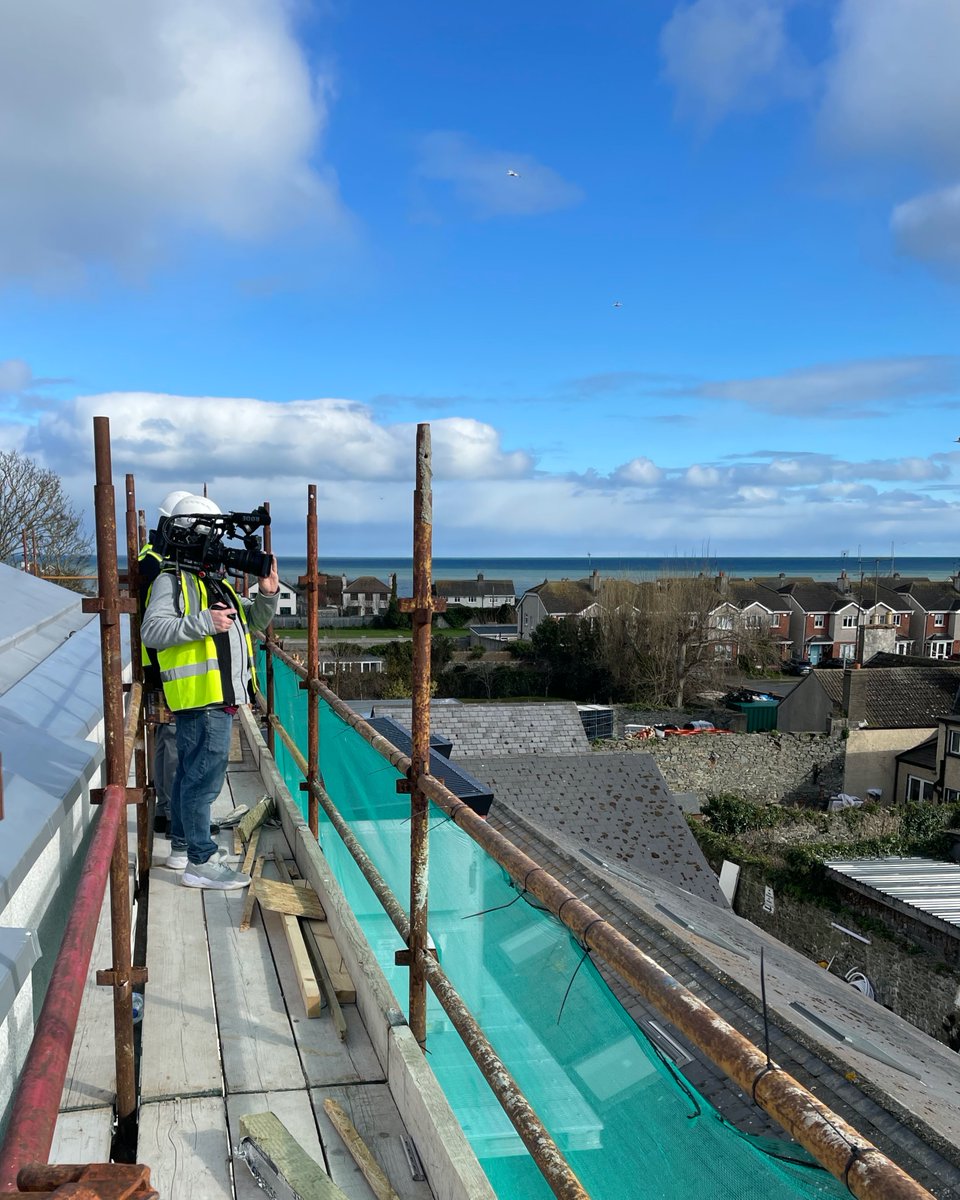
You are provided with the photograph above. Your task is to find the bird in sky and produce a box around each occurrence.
[612,301,623,308]
[507,169,520,178]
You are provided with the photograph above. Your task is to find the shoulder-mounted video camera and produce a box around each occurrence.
[154,506,272,578]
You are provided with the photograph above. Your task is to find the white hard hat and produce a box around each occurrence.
[158,489,194,519]
[170,494,221,530]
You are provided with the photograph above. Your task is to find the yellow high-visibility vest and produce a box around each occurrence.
[149,570,258,711]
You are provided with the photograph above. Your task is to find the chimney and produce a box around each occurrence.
[341,573,347,590]
[716,570,728,596]
[842,663,860,719]
[590,569,600,594]
[837,570,850,593]
[477,572,484,583]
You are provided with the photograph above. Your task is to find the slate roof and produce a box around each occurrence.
[369,700,591,757]
[434,576,515,600]
[847,581,912,613]
[470,751,725,905]
[813,665,960,726]
[891,579,960,611]
[524,578,598,616]
[776,581,844,611]
[725,580,789,611]
[342,575,390,593]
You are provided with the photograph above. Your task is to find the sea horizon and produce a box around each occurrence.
[267,554,960,599]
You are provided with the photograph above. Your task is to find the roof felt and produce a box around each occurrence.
[366,715,491,815]
[471,751,724,905]
[813,665,960,726]
[370,700,591,757]
[896,733,938,770]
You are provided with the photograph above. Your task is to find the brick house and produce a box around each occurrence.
[341,575,391,617]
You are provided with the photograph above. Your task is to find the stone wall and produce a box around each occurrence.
[734,866,960,1044]
[602,718,845,805]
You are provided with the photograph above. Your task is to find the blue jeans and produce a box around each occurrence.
[169,708,233,865]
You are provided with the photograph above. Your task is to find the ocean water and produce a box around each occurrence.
[273,555,960,599]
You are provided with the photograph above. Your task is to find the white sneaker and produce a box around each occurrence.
[166,847,227,871]
[182,859,251,891]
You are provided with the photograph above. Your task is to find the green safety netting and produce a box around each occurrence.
[265,654,846,1200]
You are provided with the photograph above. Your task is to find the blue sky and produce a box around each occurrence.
[2,0,959,557]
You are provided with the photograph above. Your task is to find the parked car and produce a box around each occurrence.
[819,657,847,669]
[784,658,811,676]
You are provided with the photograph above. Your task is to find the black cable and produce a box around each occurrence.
[556,945,591,1024]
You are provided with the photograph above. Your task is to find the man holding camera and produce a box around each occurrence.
[141,495,279,890]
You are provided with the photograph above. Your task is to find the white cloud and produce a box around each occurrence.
[26,391,534,504]
[820,0,960,173]
[660,0,808,126]
[0,0,342,284]
[416,132,583,218]
[611,457,665,486]
[892,186,960,267]
[689,356,960,415]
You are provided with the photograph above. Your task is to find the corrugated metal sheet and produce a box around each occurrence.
[825,856,960,930]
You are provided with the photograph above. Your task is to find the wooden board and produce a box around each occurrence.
[259,905,383,1088]
[139,1097,232,1200]
[308,920,357,1003]
[139,873,221,1102]
[50,1107,114,1163]
[237,1111,349,1200]
[227,1091,331,1200]
[281,913,322,1019]
[59,883,116,1111]
[255,878,325,920]
[237,795,275,844]
[204,890,304,1094]
[311,1084,434,1200]
[229,720,243,762]
[323,1098,402,1200]
[239,856,266,932]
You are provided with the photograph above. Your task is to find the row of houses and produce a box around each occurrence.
[250,571,519,620]
[517,569,960,664]
[248,565,960,665]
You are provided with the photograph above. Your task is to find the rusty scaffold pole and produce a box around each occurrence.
[298,486,320,838]
[83,417,144,1142]
[262,500,276,757]
[396,424,445,1049]
[124,475,150,886]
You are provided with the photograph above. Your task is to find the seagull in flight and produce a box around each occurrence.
[612,300,623,308]
[507,169,520,178]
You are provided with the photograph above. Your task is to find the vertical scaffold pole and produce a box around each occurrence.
[398,424,444,1048]
[263,501,276,757]
[125,475,150,886]
[300,486,320,838]
[90,418,137,1135]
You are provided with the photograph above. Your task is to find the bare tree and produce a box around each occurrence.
[0,450,92,592]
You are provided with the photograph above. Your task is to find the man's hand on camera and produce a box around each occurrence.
[259,556,279,595]
[209,605,238,632]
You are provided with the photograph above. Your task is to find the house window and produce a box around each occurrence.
[945,788,960,805]
[893,614,902,626]
[813,615,825,628]
[842,614,856,628]
[948,728,960,756]
[906,776,934,802]
[929,641,951,659]
[934,613,946,626]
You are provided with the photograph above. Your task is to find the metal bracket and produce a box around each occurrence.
[394,945,439,966]
[82,597,139,615]
[96,967,149,988]
[90,787,144,806]
[395,779,414,794]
